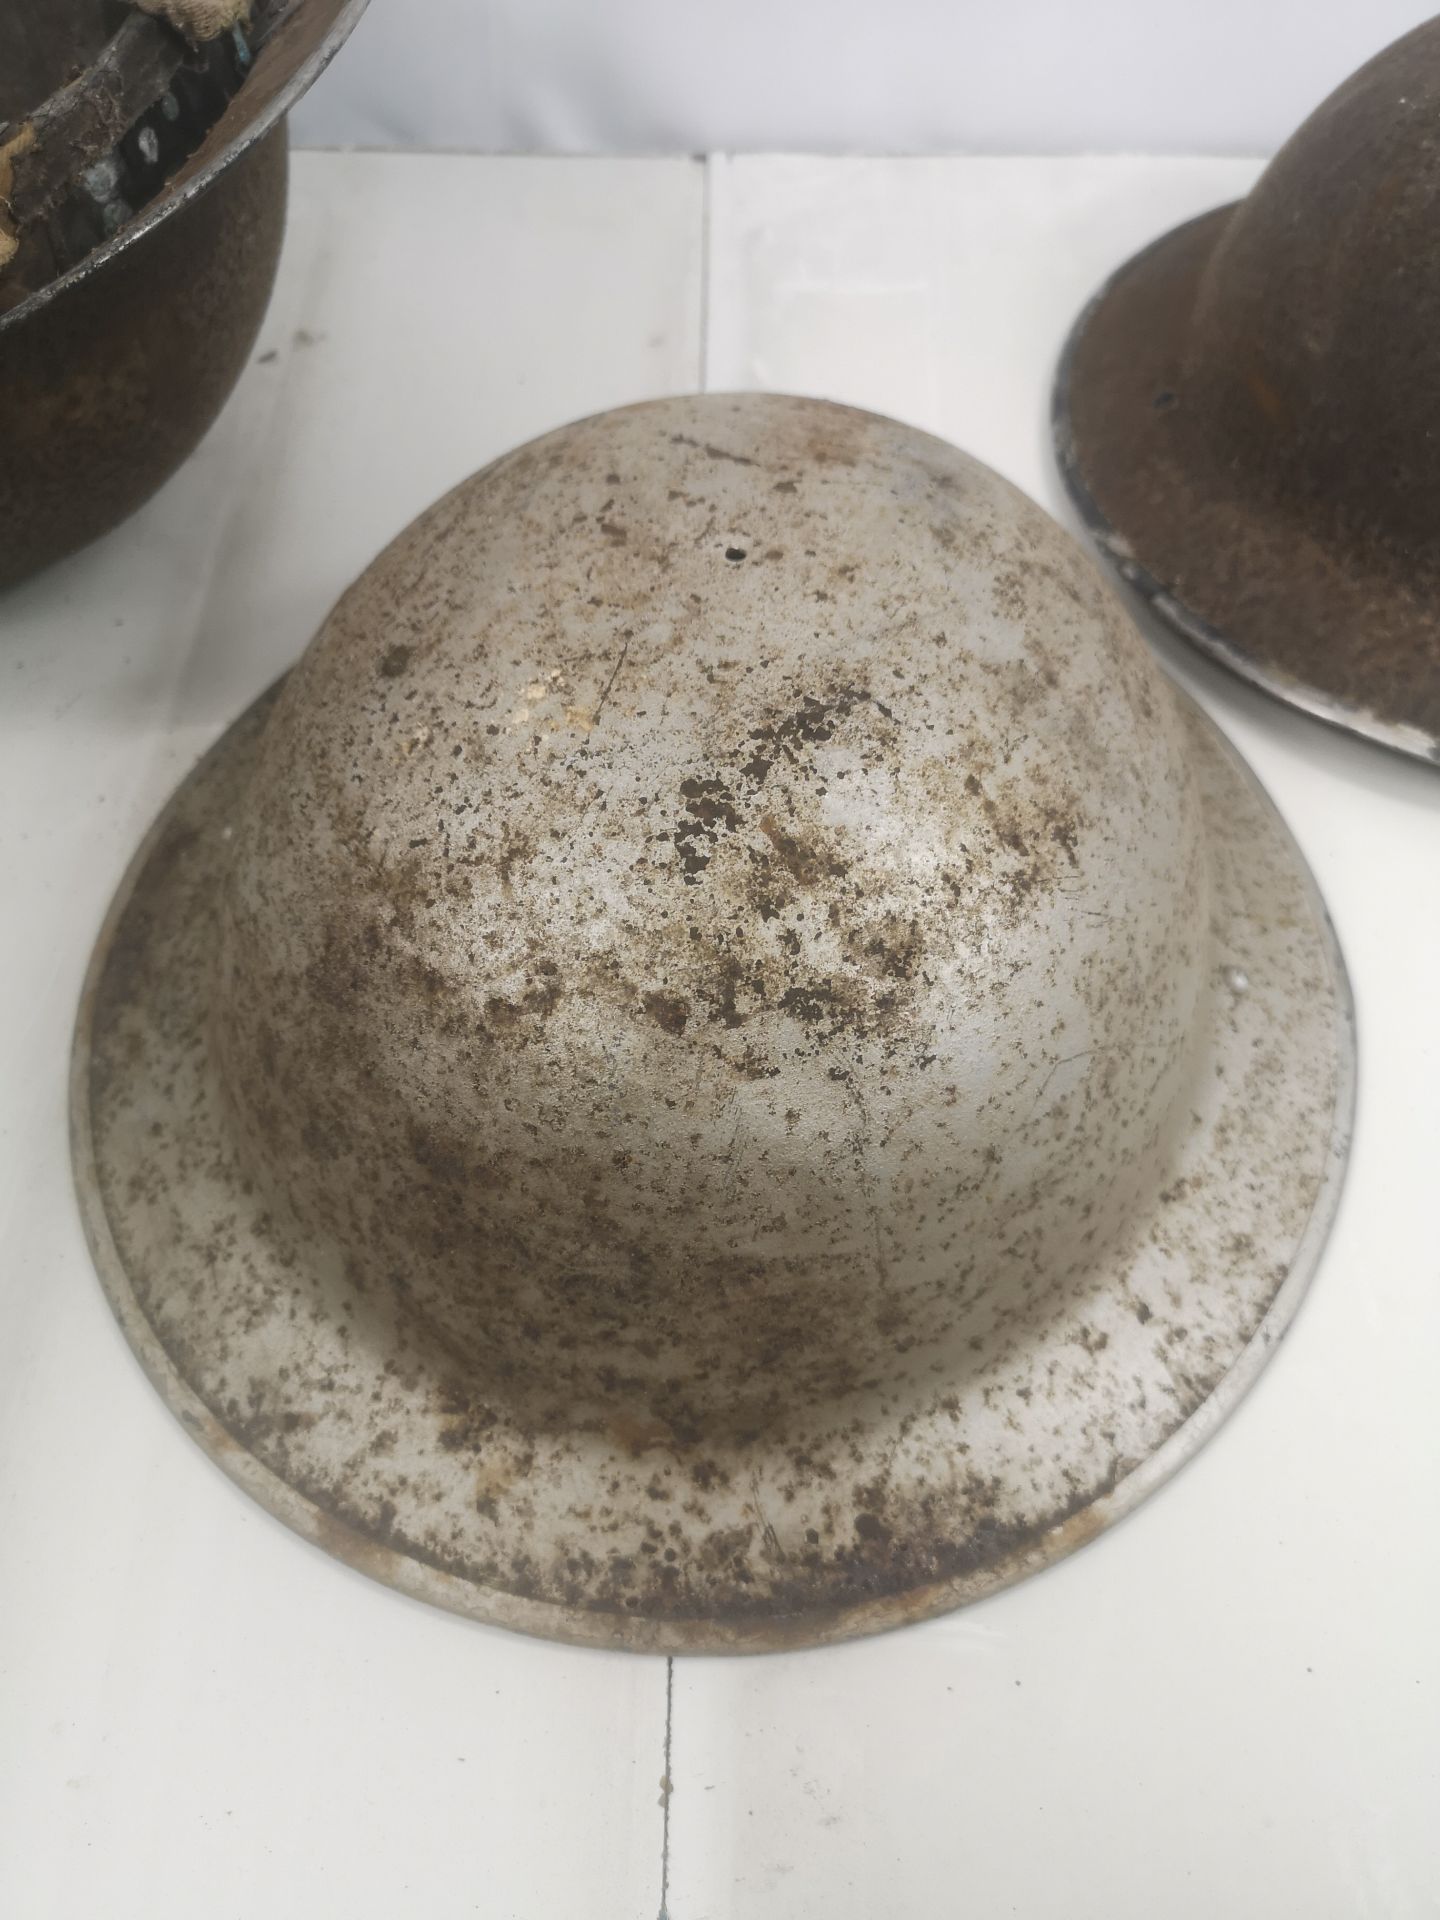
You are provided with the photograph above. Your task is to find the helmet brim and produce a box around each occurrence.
[71,670,1354,1653]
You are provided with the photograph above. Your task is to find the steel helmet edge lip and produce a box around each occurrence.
[0,0,371,337]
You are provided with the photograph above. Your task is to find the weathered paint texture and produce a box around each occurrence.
[74,395,1354,1652]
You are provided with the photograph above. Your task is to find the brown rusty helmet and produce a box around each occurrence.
[0,0,366,589]
[1054,17,1440,764]
[73,395,1354,1652]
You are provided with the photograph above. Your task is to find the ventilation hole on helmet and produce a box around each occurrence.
[1153,389,1178,412]
[725,546,747,562]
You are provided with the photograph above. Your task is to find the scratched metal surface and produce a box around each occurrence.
[74,393,1352,1652]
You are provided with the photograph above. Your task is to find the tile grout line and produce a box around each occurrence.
[698,153,714,394]
[657,1656,675,1919]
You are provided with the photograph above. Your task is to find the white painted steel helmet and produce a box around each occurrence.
[74,394,1353,1651]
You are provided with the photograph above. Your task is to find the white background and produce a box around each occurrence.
[3,148,1437,1916]
[291,0,1433,156]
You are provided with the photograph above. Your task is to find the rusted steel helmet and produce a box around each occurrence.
[0,0,366,589]
[1055,18,1440,764]
[73,395,1354,1652]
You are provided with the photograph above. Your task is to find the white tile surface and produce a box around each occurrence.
[4,152,1438,1919]
[672,154,1440,1920]
[0,151,702,1920]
